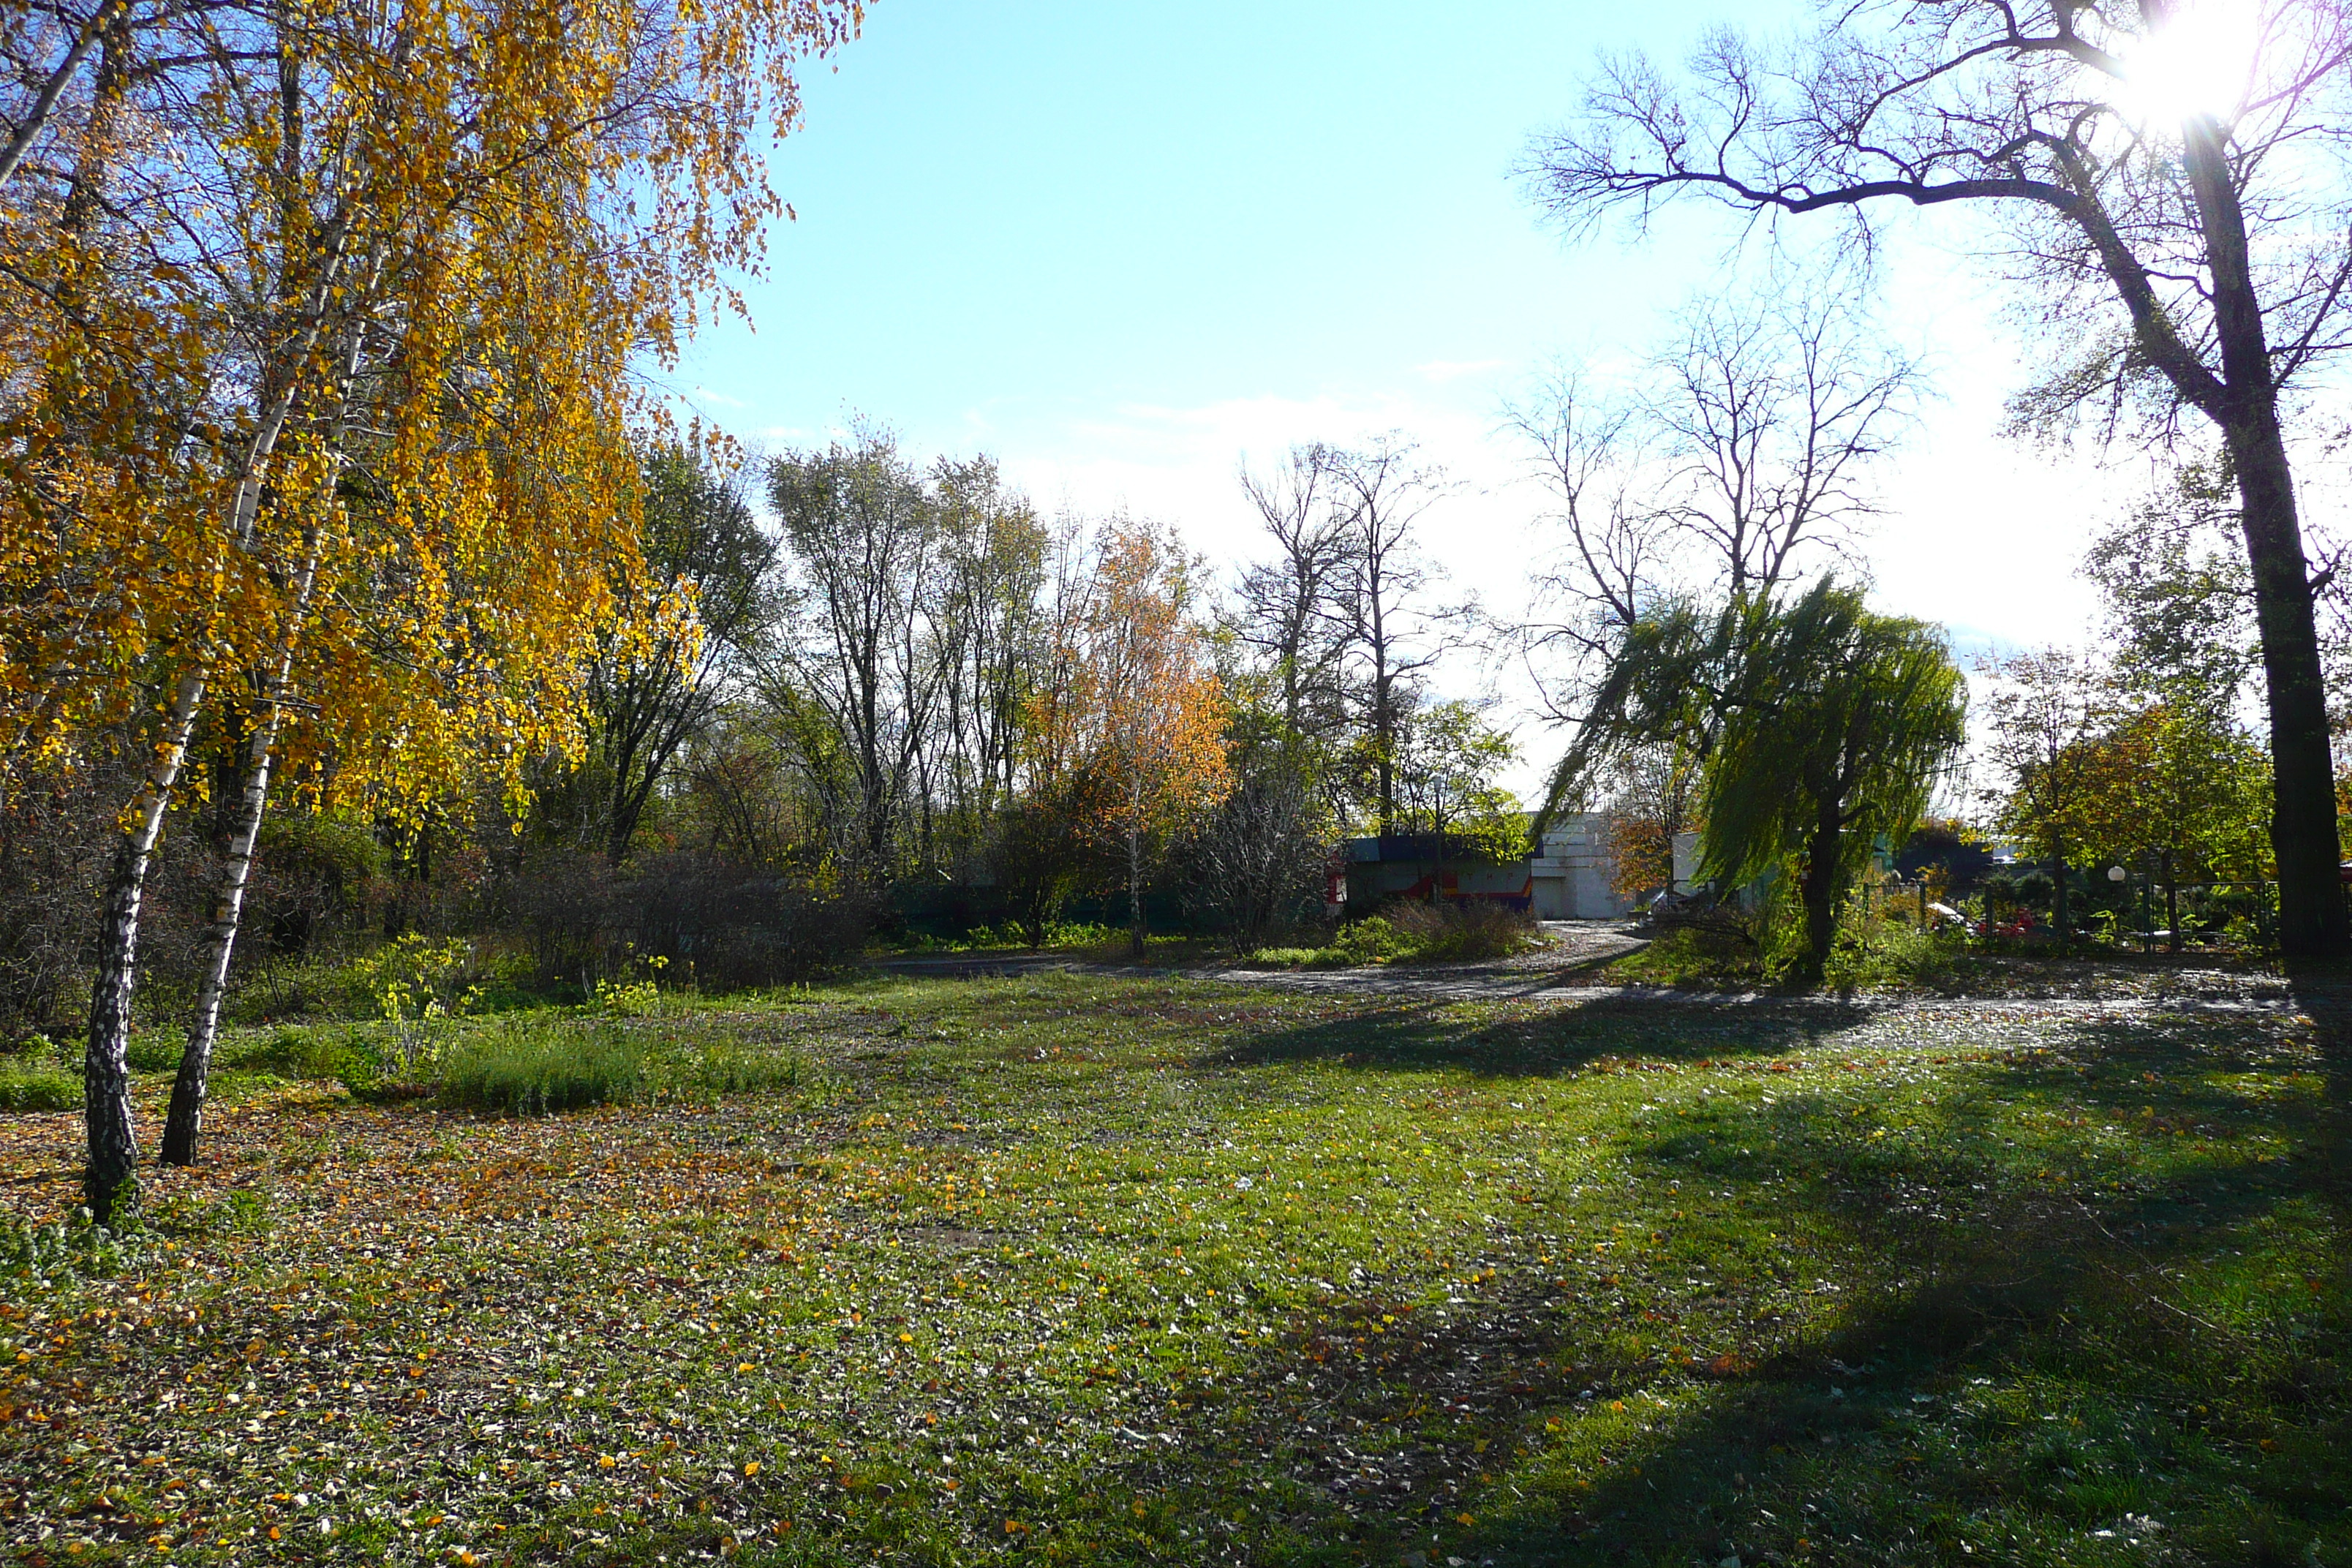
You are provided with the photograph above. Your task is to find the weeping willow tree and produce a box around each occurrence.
[1542,581,1966,981]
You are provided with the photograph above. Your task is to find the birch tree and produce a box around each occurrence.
[0,0,862,1214]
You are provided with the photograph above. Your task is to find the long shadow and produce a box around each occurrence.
[1215,995,1882,1081]
[1071,1008,2352,1567]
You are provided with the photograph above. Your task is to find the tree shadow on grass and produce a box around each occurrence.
[1212,998,1882,1082]
[1099,1011,2352,1567]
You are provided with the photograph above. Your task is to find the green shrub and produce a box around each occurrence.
[1820,915,1980,992]
[1240,946,1325,969]
[440,1022,644,1115]
[0,1064,80,1112]
[125,1030,181,1074]
[1330,916,1409,965]
[957,920,1121,951]
[148,1184,272,1237]
[226,1025,363,1083]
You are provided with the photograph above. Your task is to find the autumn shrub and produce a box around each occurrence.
[439,1022,645,1115]
[1381,900,1540,962]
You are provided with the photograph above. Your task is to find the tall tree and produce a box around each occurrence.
[1521,0,2352,954]
[1327,438,1454,833]
[1386,697,1524,859]
[2078,695,2273,949]
[1232,444,1355,740]
[1039,519,1229,955]
[928,457,1048,876]
[2084,459,2263,709]
[573,446,776,866]
[766,429,945,878]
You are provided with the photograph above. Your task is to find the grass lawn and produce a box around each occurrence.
[2,973,2347,1566]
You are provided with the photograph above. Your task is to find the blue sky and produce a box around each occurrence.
[676,0,2133,788]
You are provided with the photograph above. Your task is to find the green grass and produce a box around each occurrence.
[1,973,2345,1566]
[437,1019,649,1114]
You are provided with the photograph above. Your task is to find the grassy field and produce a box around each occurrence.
[1,973,2346,1566]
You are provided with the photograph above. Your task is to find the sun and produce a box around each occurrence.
[2113,0,2266,127]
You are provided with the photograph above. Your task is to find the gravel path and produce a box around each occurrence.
[875,919,2352,1020]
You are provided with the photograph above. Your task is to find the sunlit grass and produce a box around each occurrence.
[0,975,2342,1565]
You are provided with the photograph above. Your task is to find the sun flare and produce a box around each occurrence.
[2114,0,2266,126]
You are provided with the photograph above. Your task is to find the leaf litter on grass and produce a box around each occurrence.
[0,974,2345,1565]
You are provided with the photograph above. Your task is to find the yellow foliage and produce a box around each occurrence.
[0,0,862,815]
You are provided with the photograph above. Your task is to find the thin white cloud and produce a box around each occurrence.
[691,385,750,410]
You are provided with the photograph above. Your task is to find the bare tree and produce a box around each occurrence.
[1504,367,1666,727]
[766,428,945,876]
[1520,0,2352,953]
[927,456,1048,874]
[1180,718,1335,951]
[1231,444,1356,739]
[1650,277,1918,597]
[1327,437,1458,833]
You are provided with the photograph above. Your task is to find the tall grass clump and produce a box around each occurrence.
[674,1040,803,1101]
[439,1021,644,1115]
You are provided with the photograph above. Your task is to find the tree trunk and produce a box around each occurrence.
[161,694,284,1166]
[160,279,369,1166]
[84,666,208,1221]
[2050,833,2070,953]
[2228,426,2343,957]
[1128,780,1145,959]
[2176,115,2345,957]
[162,540,325,1166]
[2164,848,2181,957]
[1797,810,1841,984]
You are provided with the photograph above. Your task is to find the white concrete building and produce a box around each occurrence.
[1529,816,1708,918]
[1529,813,1633,919]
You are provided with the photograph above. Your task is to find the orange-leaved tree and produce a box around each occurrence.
[1029,519,1228,955]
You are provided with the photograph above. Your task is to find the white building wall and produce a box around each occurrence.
[1529,813,1634,919]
